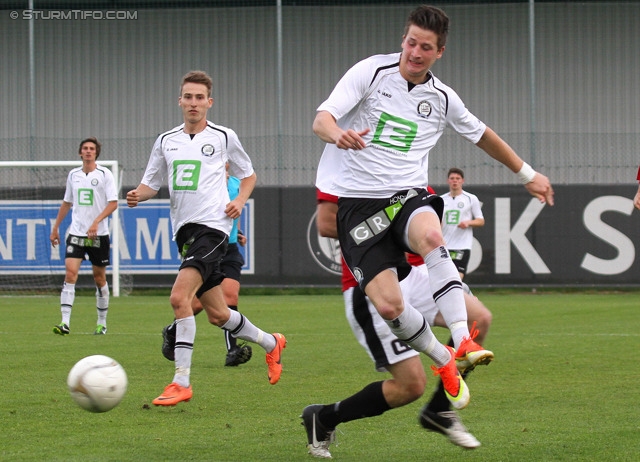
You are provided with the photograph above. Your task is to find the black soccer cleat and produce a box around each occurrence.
[301,404,335,459]
[53,323,70,335]
[161,322,176,361]
[224,343,253,367]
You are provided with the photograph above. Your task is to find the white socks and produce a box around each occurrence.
[424,246,470,349]
[96,283,109,326]
[173,316,196,387]
[385,302,451,367]
[221,309,276,352]
[60,282,75,325]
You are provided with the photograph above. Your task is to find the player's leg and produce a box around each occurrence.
[461,290,492,344]
[302,285,427,458]
[405,208,471,349]
[152,266,200,406]
[220,247,252,367]
[92,264,109,334]
[88,236,111,335]
[405,208,492,371]
[302,357,427,457]
[421,292,493,448]
[199,285,285,384]
[338,197,468,408]
[365,271,461,396]
[365,270,448,358]
[53,255,82,335]
[222,278,241,352]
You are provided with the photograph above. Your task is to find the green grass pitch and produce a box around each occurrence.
[1,290,639,461]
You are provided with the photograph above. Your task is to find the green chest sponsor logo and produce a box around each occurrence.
[371,112,418,153]
[173,160,201,191]
[78,188,94,206]
[445,209,460,225]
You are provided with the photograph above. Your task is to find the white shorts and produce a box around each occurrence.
[344,264,438,372]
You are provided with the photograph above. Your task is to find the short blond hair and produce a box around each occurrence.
[180,70,213,97]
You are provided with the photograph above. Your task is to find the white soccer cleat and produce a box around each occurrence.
[419,408,481,449]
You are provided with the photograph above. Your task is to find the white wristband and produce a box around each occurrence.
[517,162,536,184]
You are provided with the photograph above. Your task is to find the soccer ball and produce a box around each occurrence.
[67,355,128,413]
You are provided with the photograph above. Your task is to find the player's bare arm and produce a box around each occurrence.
[225,198,244,220]
[50,201,72,247]
[459,217,485,229]
[126,184,158,208]
[86,201,118,238]
[476,127,554,206]
[313,111,369,150]
[225,172,256,219]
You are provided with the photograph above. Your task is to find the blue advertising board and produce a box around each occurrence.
[0,199,254,275]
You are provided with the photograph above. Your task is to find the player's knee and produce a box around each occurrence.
[207,313,226,327]
[202,303,231,327]
[477,307,493,329]
[410,228,445,256]
[65,270,79,282]
[376,302,404,321]
[169,292,193,315]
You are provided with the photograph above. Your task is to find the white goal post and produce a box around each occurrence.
[0,160,121,296]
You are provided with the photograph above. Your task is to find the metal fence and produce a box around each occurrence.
[1,1,638,189]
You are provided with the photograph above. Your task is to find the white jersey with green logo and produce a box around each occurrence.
[316,52,486,198]
[141,121,254,239]
[441,190,483,250]
[63,166,118,236]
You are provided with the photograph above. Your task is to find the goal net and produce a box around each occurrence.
[0,161,125,296]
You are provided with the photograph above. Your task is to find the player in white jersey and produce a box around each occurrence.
[50,137,118,336]
[306,5,553,458]
[126,71,286,406]
[303,189,492,456]
[441,168,485,279]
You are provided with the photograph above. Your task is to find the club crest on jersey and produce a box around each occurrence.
[201,144,215,157]
[417,100,432,118]
[91,178,98,186]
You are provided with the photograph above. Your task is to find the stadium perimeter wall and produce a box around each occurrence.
[4,184,635,290]
[242,184,640,288]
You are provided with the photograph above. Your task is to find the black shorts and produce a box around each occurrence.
[221,243,244,282]
[337,188,443,290]
[65,234,111,267]
[448,249,470,275]
[175,223,228,297]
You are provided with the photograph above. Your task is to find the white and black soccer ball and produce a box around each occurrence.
[67,355,127,413]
